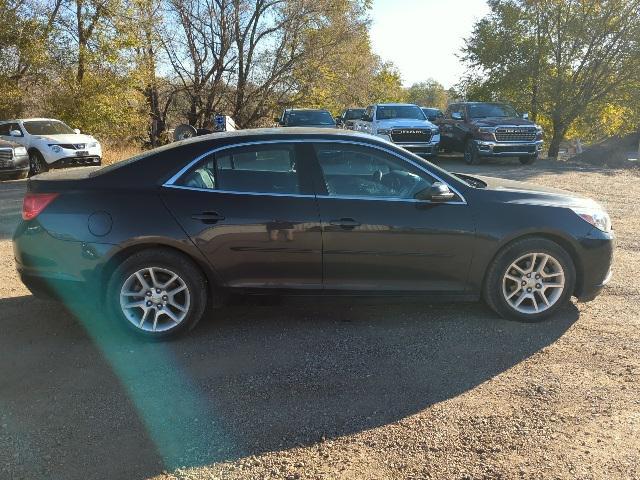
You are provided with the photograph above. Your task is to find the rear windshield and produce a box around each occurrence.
[286,111,335,126]
[376,105,426,120]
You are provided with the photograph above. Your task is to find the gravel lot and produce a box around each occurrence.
[1,156,638,480]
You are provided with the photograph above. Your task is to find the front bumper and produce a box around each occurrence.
[376,133,440,156]
[0,154,29,175]
[575,228,615,302]
[475,140,543,157]
[49,156,102,169]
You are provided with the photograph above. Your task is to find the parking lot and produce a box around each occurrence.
[1,156,639,480]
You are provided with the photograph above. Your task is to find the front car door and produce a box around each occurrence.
[161,141,323,291]
[310,141,476,293]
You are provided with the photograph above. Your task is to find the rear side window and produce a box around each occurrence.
[177,144,301,195]
[0,124,10,135]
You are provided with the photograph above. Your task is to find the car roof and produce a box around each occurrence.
[376,103,420,107]
[0,118,61,123]
[286,109,331,113]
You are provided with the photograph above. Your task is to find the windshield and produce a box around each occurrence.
[286,110,335,126]
[468,103,518,118]
[344,109,365,120]
[421,108,442,118]
[376,105,426,120]
[23,120,75,135]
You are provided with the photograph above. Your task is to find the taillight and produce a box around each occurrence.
[22,193,59,221]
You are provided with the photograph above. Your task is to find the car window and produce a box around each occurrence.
[376,105,426,120]
[313,143,434,200]
[0,124,10,136]
[177,145,300,195]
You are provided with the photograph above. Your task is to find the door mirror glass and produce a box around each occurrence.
[522,112,529,119]
[416,181,455,202]
[73,128,81,134]
[10,129,22,137]
[451,112,463,121]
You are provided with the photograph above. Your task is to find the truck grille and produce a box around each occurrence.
[390,129,432,143]
[0,148,13,167]
[495,127,537,142]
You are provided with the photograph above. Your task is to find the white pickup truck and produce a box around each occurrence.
[354,103,440,157]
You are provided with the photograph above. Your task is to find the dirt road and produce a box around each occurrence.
[1,157,638,480]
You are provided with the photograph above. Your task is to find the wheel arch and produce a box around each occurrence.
[481,232,584,297]
[99,241,224,303]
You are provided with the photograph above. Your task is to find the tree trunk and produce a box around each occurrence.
[548,123,567,159]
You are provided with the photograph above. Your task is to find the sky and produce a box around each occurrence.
[370,0,491,88]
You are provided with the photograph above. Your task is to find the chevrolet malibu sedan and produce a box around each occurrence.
[13,128,614,339]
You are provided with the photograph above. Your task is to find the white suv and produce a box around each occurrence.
[0,118,102,175]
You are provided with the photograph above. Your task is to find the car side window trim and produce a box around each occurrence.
[163,139,467,205]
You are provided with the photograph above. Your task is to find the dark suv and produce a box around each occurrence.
[436,102,543,165]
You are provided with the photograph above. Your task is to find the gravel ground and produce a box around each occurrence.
[0,156,638,480]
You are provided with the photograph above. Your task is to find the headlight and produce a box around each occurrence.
[432,128,440,135]
[377,128,391,135]
[571,207,612,233]
[88,142,98,148]
[14,146,27,156]
[478,127,496,133]
[49,144,62,153]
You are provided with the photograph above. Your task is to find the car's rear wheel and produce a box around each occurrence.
[29,150,48,176]
[484,237,576,322]
[106,249,207,339]
[464,140,481,165]
[519,154,537,165]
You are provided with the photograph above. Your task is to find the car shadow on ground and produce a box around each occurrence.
[0,294,579,479]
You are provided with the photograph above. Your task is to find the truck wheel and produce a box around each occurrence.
[519,154,537,165]
[29,150,48,177]
[464,140,481,165]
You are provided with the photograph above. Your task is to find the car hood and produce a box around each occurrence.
[465,174,602,209]
[32,133,97,144]
[469,117,535,128]
[376,118,436,129]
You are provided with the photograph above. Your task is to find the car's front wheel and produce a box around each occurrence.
[106,249,208,339]
[29,150,48,176]
[484,237,576,322]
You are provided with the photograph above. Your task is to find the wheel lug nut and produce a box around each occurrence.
[527,288,532,293]
[146,301,152,307]
[526,273,531,278]
[156,288,161,294]
[521,281,526,286]
[536,283,541,289]
[162,295,168,301]
[535,274,540,280]
[157,304,163,310]
[146,291,152,296]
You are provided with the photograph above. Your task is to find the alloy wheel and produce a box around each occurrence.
[502,252,565,314]
[119,266,191,332]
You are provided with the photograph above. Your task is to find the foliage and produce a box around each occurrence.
[406,80,448,110]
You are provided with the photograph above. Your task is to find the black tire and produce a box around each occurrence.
[106,248,208,339]
[483,237,576,323]
[28,150,48,177]
[464,139,481,165]
[519,154,537,165]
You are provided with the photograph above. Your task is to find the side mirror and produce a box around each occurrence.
[522,112,529,119]
[451,112,463,121]
[415,182,456,202]
[9,129,22,137]
[335,117,342,123]
[73,128,81,134]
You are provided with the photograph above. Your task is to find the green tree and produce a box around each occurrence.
[406,80,448,109]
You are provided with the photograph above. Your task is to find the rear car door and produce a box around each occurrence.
[161,142,323,290]
[311,141,475,293]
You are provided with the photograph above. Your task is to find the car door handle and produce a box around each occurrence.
[191,211,225,224]
[329,218,361,229]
